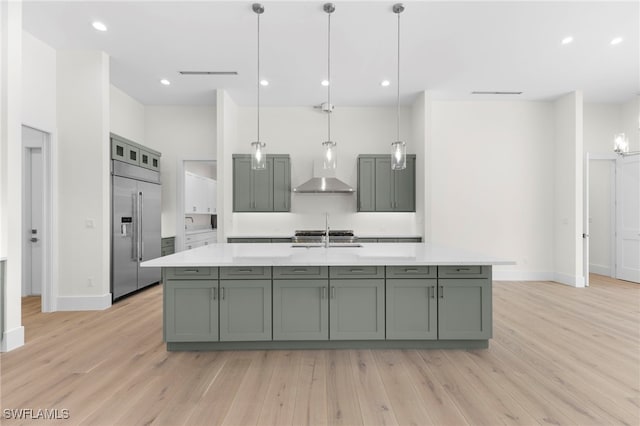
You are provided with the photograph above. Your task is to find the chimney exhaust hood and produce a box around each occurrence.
[293,160,355,194]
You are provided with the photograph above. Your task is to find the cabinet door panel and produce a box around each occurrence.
[438,279,492,340]
[329,279,385,340]
[374,158,394,211]
[386,279,437,340]
[394,156,415,211]
[165,280,218,342]
[233,157,253,212]
[273,280,328,340]
[273,157,291,212]
[251,158,274,211]
[219,280,272,341]
[357,157,376,212]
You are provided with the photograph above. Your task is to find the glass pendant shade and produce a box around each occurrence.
[391,141,406,170]
[614,133,629,154]
[323,140,337,169]
[251,141,266,170]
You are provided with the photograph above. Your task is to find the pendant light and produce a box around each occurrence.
[251,3,266,170]
[613,133,640,156]
[323,3,337,170]
[391,3,406,170]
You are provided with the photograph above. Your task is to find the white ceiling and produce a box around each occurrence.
[22,1,639,106]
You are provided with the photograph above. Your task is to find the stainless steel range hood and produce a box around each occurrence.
[293,160,355,194]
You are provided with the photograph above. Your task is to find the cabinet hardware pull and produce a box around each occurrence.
[331,287,336,299]
[237,269,252,273]
[321,287,326,299]
[183,269,199,273]
[350,268,364,272]
[293,269,307,273]
[212,288,217,300]
[221,287,225,300]
[456,268,471,272]
[405,268,419,272]
[439,286,444,298]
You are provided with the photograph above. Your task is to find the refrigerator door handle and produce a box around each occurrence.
[132,193,138,261]
[138,191,143,261]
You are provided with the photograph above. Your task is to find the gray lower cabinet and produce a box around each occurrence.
[219,278,272,341]
[386,278,438,340]
[165,280,218,342]
[438,265,492,340]
[233,154,290,212]
[329,278,385,340]
[273,279,329,340]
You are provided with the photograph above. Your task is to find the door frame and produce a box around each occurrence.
[585,152,617,281]
[21,125,55,312]
[175,158,217,251]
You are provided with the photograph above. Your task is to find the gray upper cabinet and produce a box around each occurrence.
[233,154,290,212]
[437,275,492,340]
[357,154,416,212]
[110,133,161,171]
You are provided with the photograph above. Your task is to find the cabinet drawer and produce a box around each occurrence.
[438,265,490,279]
[186,232,216,243]
[329,266,384,279]
[161,237,175,248]
[386,265,435,278]
[165,267,218,279]
[274,266,328,279]
[220,266,272,279]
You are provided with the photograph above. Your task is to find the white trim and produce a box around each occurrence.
[553,272,586,288]
[56,293,112,311]
[589,263,611,276]
[589,153,617,161]
[1,326,24,352]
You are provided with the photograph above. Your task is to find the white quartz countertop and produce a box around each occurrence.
[186,228,217,235]
[141,243,515,267]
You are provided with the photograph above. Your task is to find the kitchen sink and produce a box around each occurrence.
[291,243,363,248]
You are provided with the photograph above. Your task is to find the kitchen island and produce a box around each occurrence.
[142,243,513,351]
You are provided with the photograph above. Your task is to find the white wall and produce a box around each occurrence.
[56,50,111,308]
[144,105,216,238]
[110,85,145,143]
[553,92,584,287]
[430,101,555,280]
[622,96,639,151]
[228,105,418,237]
[217,90,238,244]
[22,32,56,132]
[412,92,429,240]
[0,0,25,351]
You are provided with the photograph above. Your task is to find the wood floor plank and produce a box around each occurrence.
[291,350,329,426]
[257,350,303,426]
[325,350,363,426]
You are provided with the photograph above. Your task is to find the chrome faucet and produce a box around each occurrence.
[324,212,330,248]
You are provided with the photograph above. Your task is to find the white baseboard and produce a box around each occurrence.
[492,271,554,281]
[56,293,112,311]
[589,263,611,276]
[553,272,586,288]
[1,326,25,352]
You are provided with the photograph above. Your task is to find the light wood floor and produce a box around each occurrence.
[1,275,638,426]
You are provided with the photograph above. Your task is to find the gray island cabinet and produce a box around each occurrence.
[145,243,511,351]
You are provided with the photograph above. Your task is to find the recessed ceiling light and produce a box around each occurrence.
[610,37,623,45]
[260,79,269,86]
[92,21,107,32]
[160,79,171,86]
[380,80,391,87]
[561,36,573,45]
[321,80,330,87]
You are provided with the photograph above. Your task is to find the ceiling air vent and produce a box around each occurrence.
[471,91,523,95]
[179,71,238,75]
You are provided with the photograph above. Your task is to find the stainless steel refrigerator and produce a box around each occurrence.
[111,160,161,300]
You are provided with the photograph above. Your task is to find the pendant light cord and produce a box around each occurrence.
[396,10,400,142]
[327,12,332,142]
[257,12,261,142]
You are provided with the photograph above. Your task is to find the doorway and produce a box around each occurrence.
[21,125,53,311]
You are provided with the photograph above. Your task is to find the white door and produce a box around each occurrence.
[616,155,640,283]
[22,126,46,296]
